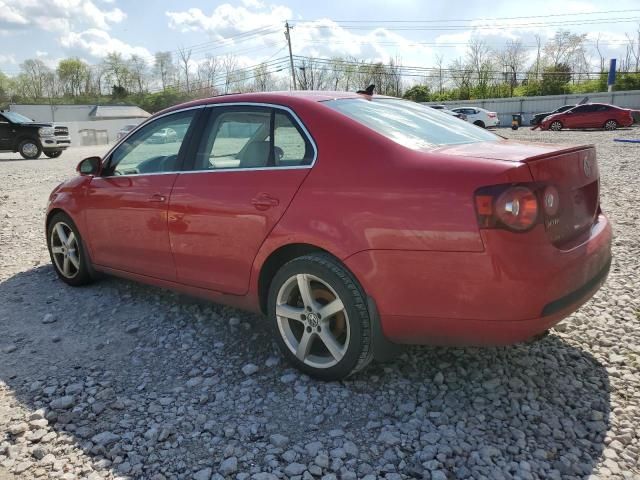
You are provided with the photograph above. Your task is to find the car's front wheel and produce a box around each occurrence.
[44,150,63,158]
[268,253,372,380]
[18,139,42,159]
[604,119,618,131]
[47,212,93,286]
[549,121,563,131]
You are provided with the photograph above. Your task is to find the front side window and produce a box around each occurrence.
[106,110,196,176]
[324,98,498,149]
[194,107,313,170]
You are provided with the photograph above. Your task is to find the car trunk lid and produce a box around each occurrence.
[434,140,600,247]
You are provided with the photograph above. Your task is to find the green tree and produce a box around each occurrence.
[57,58,90,97]
[541,63,572,95]
[403,85,430,102]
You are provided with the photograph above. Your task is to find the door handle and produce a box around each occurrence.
[251,193,279,210]
[149,194,166,202]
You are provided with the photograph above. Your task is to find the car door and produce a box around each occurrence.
[0,114,13,149]
[168,105,316,294]
[564,105,591,128]
[83,108,201,280]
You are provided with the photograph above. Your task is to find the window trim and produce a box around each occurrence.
[99,102,317,177]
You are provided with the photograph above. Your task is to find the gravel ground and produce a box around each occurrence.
[0,128,639,480]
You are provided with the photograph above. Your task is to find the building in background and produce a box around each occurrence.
[8,104,151,146]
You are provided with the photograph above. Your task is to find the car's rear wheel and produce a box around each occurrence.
[268,253,372,380]
[550,121,563,131]
[604,119,618,131]
[18,139,42,159]
[473,120,485,128]
[47,212,93,286]
[44,150,63,158]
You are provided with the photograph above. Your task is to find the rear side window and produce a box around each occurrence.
[324,98,497,148]
[194,107,314,170]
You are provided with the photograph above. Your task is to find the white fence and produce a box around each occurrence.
[427,90,640,126]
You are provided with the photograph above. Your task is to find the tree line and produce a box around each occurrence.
[1,28,639,113]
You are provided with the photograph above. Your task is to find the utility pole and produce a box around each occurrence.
[284,21,296,90]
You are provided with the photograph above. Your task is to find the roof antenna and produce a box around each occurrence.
[357,84,375,95]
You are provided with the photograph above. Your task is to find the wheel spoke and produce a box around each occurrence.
[276,304,305,322]
[296,330,315,361]
[66,231,76,248]
[319,298,344,320]
[68,252,80,269]
[296,274,316,310]
[51,246,64,254]
[319,330,344,361]
[63,256,71,276]
[55,224,68,245]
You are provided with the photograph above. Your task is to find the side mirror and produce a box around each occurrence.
[77,156,102,175]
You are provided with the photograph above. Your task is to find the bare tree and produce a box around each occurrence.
[196,55,220,95]
[20,59,53,99]
[128,55,148,94]
[222,55,238,94]
[252,62,276,92]
[466,38,494,97]
[177,47,192,93]
[296,57,328,90]
[154,52,175,91]
[495,40,527,96]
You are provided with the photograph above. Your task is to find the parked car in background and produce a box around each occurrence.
[530,105,575,125]
[539,103,634,131]
[148,127,178,143]
[424,104,467,121]
[116,124,139,140]
[450,107,500,128]
[46,91,611,380]
[0,110,70,159]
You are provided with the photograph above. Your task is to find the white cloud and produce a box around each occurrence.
[0,0,125,33]
[167,3,291,38]
[0,54,17,64]
[60,28,152,61]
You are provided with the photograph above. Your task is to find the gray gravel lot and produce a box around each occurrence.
[1,128,639,480]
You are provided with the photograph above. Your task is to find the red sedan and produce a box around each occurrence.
[539,102,634,131]
[46,91,612,380]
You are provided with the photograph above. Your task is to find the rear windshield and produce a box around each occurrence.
[324,98,498,149]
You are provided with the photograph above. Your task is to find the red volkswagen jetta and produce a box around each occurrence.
[46,91,612,380]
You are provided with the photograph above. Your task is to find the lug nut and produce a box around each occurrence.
[306,326,312,333]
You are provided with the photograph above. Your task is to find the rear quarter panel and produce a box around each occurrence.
[251,101,534,284]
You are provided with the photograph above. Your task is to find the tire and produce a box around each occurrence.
[267,253,372,380]
[47,212,93,287]
[18,139,42,159]
[473,120,485,128]
[44,150,63,158]
[550,121,563,131]
[604,119,618,131]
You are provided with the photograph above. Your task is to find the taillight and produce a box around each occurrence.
[487,112,497,118]
[475,184,548,232]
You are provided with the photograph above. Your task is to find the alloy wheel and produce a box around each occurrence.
[604,120,617,131]
[50,222,81,279]
[550,121,562,131]
[275,273,350,369]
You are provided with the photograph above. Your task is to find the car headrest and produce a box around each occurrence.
[239,141,270,168]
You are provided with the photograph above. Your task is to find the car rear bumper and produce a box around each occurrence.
[344,214,612,345]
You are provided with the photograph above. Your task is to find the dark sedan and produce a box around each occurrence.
[530,105,574,125]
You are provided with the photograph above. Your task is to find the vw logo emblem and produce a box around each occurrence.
[583,157,593,177]
[307,313,319,327]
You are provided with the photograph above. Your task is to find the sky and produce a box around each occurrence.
[1,0,639,76]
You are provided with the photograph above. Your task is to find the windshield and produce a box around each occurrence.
[324,98,498,149]
[2,111,34,123]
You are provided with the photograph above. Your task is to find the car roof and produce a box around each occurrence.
[157,90,394,117]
